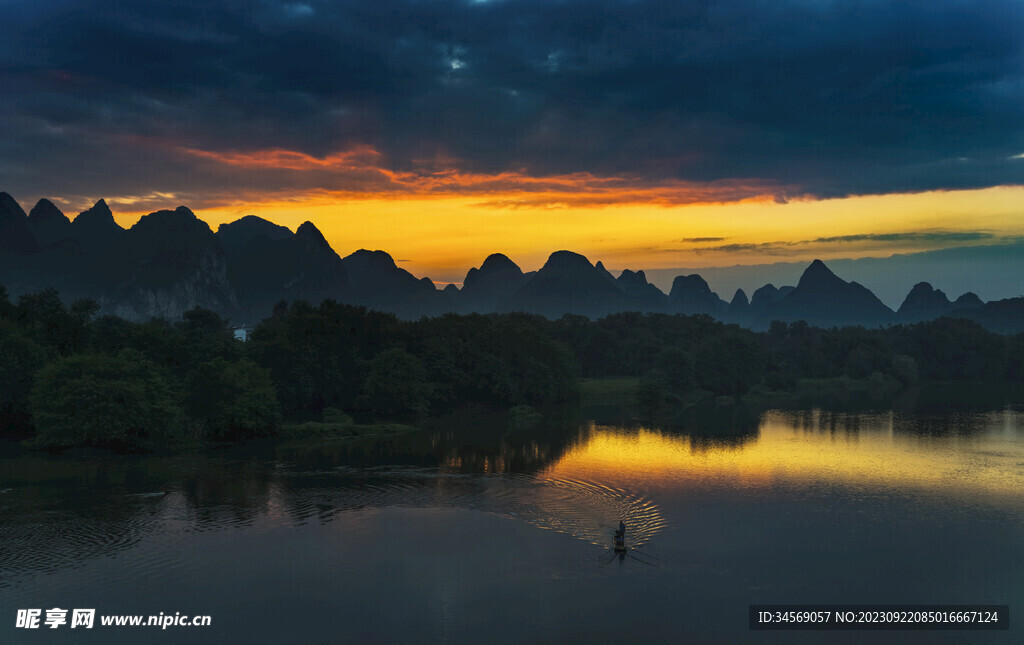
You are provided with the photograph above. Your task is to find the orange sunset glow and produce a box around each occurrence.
[98,162,1024,285]
[74,143,1024,285]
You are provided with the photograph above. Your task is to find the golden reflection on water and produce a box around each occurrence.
[542,410,1024,502]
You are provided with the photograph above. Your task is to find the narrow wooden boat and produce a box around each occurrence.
[613,521,627,552]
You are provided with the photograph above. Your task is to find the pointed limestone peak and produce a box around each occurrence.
[595,260,616,282]
[0,191,37,253]
[74,199,119,229]
[296,221,330,247]
[730,288,749,307]
[27,198,73,247]
[797,259,843,290]
[0,191,28,222]
[28,198,68,224]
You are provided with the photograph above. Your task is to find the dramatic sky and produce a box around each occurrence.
[2,0,1023,283]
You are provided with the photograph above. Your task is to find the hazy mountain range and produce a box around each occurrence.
[2,193,1022,333]
[645,242,1024,310]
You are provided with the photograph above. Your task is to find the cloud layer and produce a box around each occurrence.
[2,0,1022,207]
[690,230,1003,255]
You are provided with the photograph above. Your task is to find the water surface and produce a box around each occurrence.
[1,408,1022,643]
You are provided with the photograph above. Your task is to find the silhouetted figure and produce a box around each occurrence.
[613,520,626,552]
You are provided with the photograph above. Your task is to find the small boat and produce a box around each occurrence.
[613,521,627,552]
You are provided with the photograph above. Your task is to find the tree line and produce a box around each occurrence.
[2,285,1022,450]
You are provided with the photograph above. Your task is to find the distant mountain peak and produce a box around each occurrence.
[543,250,593,270]
[130,206,210,235]
[68,199,123,254]
[73,199,118,228]
[28,198,67,223]
[218,214,279,230]
[460,253,528,312]
[896,282,953,322]
[954,292,984,308]
[595,260,616,282]
[904,282,950,305]
[0,192,37,253]
[0,191,28,222]
[730,288,749,307]
[669,273,713,297]
[506,249,632,318]
[478,253,522,275]
[88,199,112,217]
[27,198,73,248]
[668,273,724,315]
[296,221,330,247]
[613,268,667,310]
[797,259,843,290]
[346,248,397,267]
[216,215,293,250]
[757,259,894,329]
[616,269,645,287]
[750,283,782,309]
[342,249,401,284]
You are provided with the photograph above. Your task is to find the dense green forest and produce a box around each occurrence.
[2,284,1023,451]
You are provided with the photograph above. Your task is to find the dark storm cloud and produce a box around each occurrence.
[2,0,1023,204]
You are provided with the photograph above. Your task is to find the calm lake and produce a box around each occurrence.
[2,407,1022,644]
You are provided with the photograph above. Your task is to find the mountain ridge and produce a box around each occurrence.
[1,193,1021,332]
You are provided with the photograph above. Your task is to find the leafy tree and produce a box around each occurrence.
[70,298,101,322]
[29,349,183,449]
[0,321,52,434]
[185,358,280,440]
[693,330,764,395]
[359,348,430,421]
[247,300,399,418]
[890,354,919,385]
[15,288,89,354]
[413,314,576,408]
[653,346,695,393]
[0,284,11,318]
